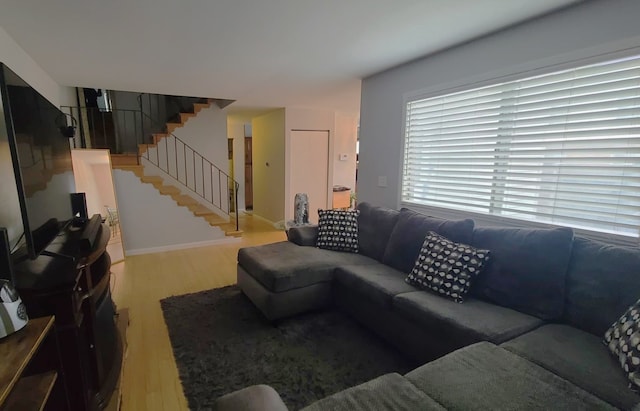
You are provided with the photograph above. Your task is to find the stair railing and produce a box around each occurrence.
[61,106,145,152]
[138,112,240,232]
[61,102,240,232]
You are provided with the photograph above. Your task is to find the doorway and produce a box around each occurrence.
[290,130,330,223]
[71,149,125,263]
[244,136,253,210]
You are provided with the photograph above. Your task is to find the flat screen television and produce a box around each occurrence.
[0,63,76,260]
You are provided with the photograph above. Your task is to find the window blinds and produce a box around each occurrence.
[403,55,640,239]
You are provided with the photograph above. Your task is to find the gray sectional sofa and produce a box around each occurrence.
[224,202,640,410]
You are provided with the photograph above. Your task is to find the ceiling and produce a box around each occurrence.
[0,0,580,116]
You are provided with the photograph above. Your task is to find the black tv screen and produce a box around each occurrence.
[0,64,76,259]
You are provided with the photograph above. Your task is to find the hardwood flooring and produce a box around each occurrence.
[110,214,286,410]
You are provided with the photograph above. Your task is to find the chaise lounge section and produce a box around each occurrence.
[229,202,640,410]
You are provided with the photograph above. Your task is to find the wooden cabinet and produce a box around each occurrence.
[0,316,67,411]
[13,222,122,411]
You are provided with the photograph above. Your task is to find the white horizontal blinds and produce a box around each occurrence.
[403,54,640,238]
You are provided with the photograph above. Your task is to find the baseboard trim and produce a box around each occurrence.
[125,237,240,256]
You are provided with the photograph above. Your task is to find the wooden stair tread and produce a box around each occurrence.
[205,216,227,225]
[152,133,168,144]
[174,195,198,206]
[192,205,218,216]
[140,175,164,183]
[158,186,181,195]
[192,102,210,112]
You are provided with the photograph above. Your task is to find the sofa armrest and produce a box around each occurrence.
[287,225,318,246]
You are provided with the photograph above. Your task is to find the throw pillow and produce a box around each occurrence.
[316,209,359,253]
[406,231,490,303]
[604,300,640,391]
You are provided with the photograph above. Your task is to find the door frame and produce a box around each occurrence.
[287,129,331,222]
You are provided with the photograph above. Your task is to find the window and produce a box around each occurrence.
[403,54,640,241]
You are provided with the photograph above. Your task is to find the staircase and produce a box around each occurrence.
[114,164,241,236]
[108,98,242,237]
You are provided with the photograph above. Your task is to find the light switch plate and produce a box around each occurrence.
[378,176,387,187]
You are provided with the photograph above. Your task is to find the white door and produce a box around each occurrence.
[290,130,329,224]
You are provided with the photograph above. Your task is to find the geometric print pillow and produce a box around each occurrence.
[604,300,640,391]
[405,231,490,303]
[316,209,360,253]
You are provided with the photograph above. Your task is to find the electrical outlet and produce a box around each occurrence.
[378,176,387,187]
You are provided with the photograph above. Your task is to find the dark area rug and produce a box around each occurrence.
[160,285,415,410]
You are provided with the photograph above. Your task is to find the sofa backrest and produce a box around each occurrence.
[470,226,574,321]
[356,202,400,261]
[382,208,474,274]
[563,236,640,337]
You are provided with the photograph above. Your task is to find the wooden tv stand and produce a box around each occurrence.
[0,316,65,411]
[12,223,122,411]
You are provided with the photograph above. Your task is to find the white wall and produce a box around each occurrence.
[358,0,640,209]
[0,25,72,107]
[112,169,230,254]
[172,105,228,173]
[333,113,358,194]
[252,109,285,224]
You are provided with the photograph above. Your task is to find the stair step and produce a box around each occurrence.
[138,143,156,156]
[191,205,218,216]
[166,123,181,134]
[158,185,181,195]
[179,112,196,123]
[174,194,198,206]
[110,153,139,166]
[152,133,168,144]
[192,102,210,113]
[140,175,163,184]
[224,229,243,237]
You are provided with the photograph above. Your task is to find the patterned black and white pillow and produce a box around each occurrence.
[604,300,640,391]
[406,231,490,303]
[316,209,360,253]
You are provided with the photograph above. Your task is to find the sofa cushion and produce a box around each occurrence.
[287,225,318,247]
[470,226,574,320]
[301,373,445,411]
[383,208,474,274]
[393,291,543,346]
[237,242,377,292]
[356,202,400,261]
[605,300,640,391]
[564,236,640,336]
[502,324,640,410]
[316,209,360,253]
[405,342,617,410]
[406,232,490,303]
[334,264,418,307]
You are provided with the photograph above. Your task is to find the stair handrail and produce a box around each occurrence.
[139,111,240,232]
[63,101,241,232]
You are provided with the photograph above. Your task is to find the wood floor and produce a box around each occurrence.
[110,214,286,410]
